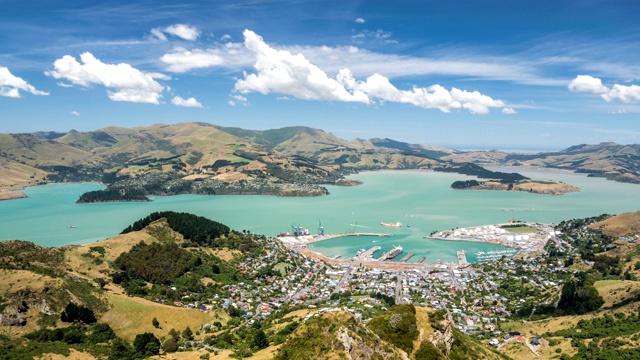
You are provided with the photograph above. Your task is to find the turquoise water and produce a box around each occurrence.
[1,169,639,262]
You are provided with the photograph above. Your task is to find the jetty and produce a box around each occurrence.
[457,250,468,266]
[418,256,426,263]
[400,253,414,262]
[351,233,391,237]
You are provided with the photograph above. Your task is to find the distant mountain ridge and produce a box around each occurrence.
[0,122,638,198]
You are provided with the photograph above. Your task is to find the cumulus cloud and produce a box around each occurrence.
[355,18,365,24]
[502,107,517,114]
[602,84,640,103]
[569,75,640,103]
[234,30,506,114]
[71,110,80,116]
[45,52,165,104]
[568,75,608,94]
[0,66,49,98]
[171,96,203,108]
[235,30,370,103]
[160,48,225,72]
[153,24,200,41]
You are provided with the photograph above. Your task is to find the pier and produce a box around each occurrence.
[400,253,414,262]
[457,250,468,266]
[418,256,426,263]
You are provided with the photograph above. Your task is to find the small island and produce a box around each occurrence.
[76,172,330,203]
[451,179,579,195]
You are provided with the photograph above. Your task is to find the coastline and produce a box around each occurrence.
[0,191,27,201]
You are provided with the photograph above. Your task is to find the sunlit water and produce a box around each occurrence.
[1,169,639,262]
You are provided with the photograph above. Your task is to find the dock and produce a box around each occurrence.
[457,250,468,266]
[355,246,382,261]
[351,233,391,237]
[418,256,426,263]
[400,253,414,262]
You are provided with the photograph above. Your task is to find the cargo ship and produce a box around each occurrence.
[380,221,402,227]
[384,245,404,260]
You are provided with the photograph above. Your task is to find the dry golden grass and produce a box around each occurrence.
[39,349,97,360]
[0,270,67,336]
[200,277,216,286]
[213,172,249,182]
[201,248,241,262]
[594,279,640,308]
[100,292,227,342]
[0,157,48,189]
[590,211,640,237]
[0,269,63,297]
[63,231,157,285]
[0,191,27,200]
[412,306,434,354]
[181,174,212,181]
[513,180,579,195]
[500,340,539,360]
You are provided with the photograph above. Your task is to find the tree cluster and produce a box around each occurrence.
[113,241,198,285]
[121,211,230,246]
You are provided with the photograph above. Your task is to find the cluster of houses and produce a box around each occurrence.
[156,222,587,353]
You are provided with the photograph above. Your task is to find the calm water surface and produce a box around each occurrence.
[1,169,639,262]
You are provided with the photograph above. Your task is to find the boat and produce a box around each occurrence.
[385,245,403,260]
[380,221,402,227]
[66,225,77,229]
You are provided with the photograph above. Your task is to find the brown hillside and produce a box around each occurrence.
[589,211,640,237]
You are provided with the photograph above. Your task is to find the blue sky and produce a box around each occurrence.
[1,0,639,150]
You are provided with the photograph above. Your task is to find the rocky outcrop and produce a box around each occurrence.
[429,319,454,354]
[0,306,27,326]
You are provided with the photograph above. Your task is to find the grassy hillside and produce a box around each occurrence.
[0,214,253,359]
[589,211,640,237]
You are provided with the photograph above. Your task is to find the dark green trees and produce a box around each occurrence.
[60,303,97,324]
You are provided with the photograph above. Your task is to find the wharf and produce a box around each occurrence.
[457,250,468,266]
[400,253,414,262]
[418,256,426,263]
[351,233,391,237]
[362,246,382,260]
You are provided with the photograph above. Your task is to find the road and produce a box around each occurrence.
[395,271,403,304]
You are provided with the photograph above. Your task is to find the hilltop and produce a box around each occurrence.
[5,122,636,201]
[447,142,640,184]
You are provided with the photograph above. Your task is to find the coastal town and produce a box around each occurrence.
[165,220,572,354]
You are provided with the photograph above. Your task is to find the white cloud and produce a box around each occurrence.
[355,18,365,24]
[234,30,506,114]
[502,107,517,114]
[151,24,200,41]
[71,110,80,116]
[568,75,608,94]
[0,66,49,98]
[164,24,200,41]
[234,30,370,103]
[220,34,232,41]
[602,84,640,103]
[228,94,248,107]
[160,48,225,72]
[151,28,167,41]
[569,75,640,103]
[171,96,203,108]
[45,52,164,104]
[352,29,396,44]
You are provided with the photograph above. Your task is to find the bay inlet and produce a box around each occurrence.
[1,169,639,263]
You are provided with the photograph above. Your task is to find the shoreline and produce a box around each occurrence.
[0,191,27,201]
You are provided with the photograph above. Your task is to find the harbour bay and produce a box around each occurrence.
[1,169,639,263]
